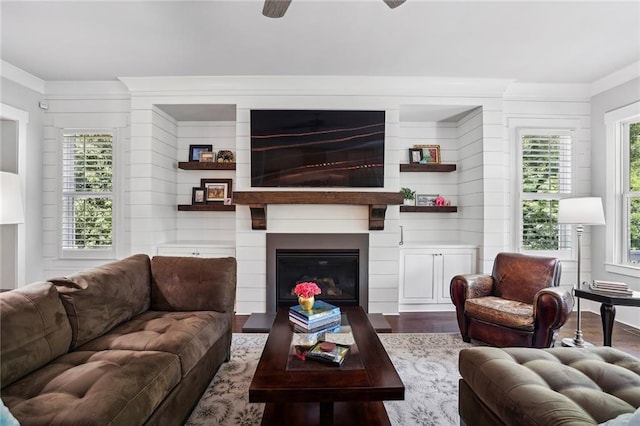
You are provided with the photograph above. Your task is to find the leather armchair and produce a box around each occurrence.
[450,252,574,348]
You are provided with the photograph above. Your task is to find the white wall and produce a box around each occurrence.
[591,77,640,328]
[4,72,620,321]
[0,77,44,286]
[503,92,593,296]
[40,82,130,276]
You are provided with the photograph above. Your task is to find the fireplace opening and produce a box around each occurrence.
[276,249,359,308]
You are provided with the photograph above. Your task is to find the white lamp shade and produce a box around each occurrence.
[0,172,25,224]
[558,197,605,225]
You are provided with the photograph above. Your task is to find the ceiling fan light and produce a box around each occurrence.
[263,0,292,18]
[383,0,406,9]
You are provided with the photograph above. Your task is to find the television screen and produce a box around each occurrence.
[251,110,385,187]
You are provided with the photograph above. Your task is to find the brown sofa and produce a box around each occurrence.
[0,254,237,426]
[458,346,640,425]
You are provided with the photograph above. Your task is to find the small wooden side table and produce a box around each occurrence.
[574,286,640,346]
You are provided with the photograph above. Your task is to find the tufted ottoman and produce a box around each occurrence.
[458,346,640,425]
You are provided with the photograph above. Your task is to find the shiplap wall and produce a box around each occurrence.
[38,77,594,314]
[176,121,236,242]
[41,87,130,276]
[503,97,592,292]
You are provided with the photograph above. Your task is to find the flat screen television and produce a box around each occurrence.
[250,109,385,187]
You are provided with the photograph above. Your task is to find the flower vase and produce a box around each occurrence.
[298,295,315,311]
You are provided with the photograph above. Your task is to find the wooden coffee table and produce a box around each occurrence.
[249,306,404,426]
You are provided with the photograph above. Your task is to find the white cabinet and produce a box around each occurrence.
[399,245,477,310]
[156,241,235,258]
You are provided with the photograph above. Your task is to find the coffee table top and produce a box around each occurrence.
[249,306,404,404]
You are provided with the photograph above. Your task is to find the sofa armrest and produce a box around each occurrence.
[151,256,237,313]
[532,287,574,348]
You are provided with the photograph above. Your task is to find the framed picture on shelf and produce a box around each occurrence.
[199,151,215,162]
[416,194,438,206]
[192,187,205,204]
[414,144,441,164]
[200,178,233,203]
[409,148,423,164]
[189,144,213,162]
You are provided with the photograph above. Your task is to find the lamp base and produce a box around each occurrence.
[561,331,594,348]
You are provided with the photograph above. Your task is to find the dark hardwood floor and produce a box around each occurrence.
[234,311,640,358]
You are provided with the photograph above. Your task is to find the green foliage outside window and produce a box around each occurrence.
[63,133,113,250]
[629,123,640,254]
[521,135,570,250]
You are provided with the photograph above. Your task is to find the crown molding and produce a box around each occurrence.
[590,61,640,97]
[503,82,591,101]
[0,61,45,94]
[118,75,513,98]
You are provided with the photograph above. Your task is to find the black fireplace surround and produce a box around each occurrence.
[276,249,359,308]
[266,233,369,314]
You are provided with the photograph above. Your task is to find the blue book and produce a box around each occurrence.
[289,300,340,322]
[289,311,342,330]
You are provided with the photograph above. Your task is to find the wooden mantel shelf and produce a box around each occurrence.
[233,191,404,230]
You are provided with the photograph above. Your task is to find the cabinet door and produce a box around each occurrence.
[401,252,437,303]
[438,251,476,303]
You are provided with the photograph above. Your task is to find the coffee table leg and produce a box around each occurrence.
[320,402,334,426]
[600,303,616,346]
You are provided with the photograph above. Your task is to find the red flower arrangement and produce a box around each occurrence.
[293,282,321,298]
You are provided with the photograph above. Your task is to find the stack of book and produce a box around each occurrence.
[590,280,633,296]
[289,300,341,333]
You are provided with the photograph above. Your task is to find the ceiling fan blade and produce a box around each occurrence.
[383,0,406,9]
[263,0,292,18]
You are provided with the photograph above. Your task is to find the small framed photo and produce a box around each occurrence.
[416,194,439,206]
[409,148,423,164]
[199,151,215,162]
[192,187,205,204]
[414,144,441,164]
[200,178,233,203]
[189,144,213,162]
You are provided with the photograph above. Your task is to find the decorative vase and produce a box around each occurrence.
[298,295,315,311]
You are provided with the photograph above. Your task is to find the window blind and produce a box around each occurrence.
[520,134,572,251]
[61,132,113,250]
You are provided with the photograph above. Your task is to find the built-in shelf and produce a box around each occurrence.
[177,204,236,211]
[399,163,456,172]
[178,162,236,170]
[400,206,458,213]
[233,191,404,231]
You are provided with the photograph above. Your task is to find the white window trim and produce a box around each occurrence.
[58,128,120,260]
[604,101,640,277]
[513,126,575,260]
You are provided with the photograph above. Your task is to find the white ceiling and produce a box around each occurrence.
[1,1,639,84]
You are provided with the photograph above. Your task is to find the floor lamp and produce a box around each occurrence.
[558,197,605,348]
[0,171,25,224]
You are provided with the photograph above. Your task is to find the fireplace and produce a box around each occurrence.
[276,249,359,308]
[266,233,369,313]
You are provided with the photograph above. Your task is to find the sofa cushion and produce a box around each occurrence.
[76,310,230,377]
[459,346,640,425]
[151,256,236,312]
[0,282,72,388]
[465,296,534,330]
[2,349,180,426]
[51,254,152,349]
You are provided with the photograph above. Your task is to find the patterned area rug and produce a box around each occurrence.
[186,333,473,426]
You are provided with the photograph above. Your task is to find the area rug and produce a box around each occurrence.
[186,333,473,426]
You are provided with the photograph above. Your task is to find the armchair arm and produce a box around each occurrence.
[450,274,495,342]
[450,274,494,303]
[532,287,574,348]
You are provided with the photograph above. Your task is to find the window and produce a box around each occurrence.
[623,120,640,264]
[605,101,640,276]
[61,131,115,258]
[518,130,572,253]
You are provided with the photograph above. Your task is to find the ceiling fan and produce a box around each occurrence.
[262,0,406,18]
